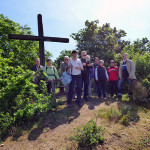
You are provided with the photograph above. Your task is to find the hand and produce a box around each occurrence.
[87,64,91,67]
[69,64,72,67]
[49,79,52,82]
[75,67,81,70]
[119,77,122,80]
[128,77,132,79]
[59,78,61,81]
[96,79,98,81]
[107,78,109,81]
[83,63,86,66]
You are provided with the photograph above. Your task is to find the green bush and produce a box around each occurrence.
[0,56,55,140]
[72,119,104,147]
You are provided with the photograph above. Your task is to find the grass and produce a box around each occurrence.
[1,95,150,150]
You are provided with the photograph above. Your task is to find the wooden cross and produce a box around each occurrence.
[8,14,69,66]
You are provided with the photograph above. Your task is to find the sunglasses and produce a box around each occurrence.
[65,59,69,60]
[110,62,114,63]
[82,55,87,56]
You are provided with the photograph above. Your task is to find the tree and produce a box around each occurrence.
[71,20,130,66]
[0,14,52,69]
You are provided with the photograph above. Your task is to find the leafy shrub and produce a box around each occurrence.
[95,106,136,126]
[95,107,121,123]
[72,119,104,147]
[132,81,148,103]
[0,56,55,140]
[120,115,129,126]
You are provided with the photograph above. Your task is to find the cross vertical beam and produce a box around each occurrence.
[38,14,45,66]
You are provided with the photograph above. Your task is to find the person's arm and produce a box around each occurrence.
[54,67,59,79]
[43,67,49,80]
[129,61,135,79]
[105,68,109,79]
[60,63,63,75]
[116,67,119,75]
[95,68,98,81]
[119,63,122,79]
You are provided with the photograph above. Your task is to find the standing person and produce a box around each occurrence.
[43,59,59,94]
[118,53,136,99]
[93,57,100,97]
[86,55,93,97]
[67,50,83,107]
[107,60,119,98]
[60,56,69,75]
[60,56,70,97]
[31,58,43,79]
[31,58,43,72]
[95,60,109,99]
[81,51,91,101]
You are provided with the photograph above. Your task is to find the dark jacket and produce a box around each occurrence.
[31,65,43,72]
[81,58,91,76]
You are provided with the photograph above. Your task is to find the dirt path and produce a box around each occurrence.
[1,97,150,150]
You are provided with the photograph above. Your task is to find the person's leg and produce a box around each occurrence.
[88,79,92,96]
[76,75,83,104]
[95,80,101,97]
[101,80,106,98]
[47,82,51,94]
[114,81,118,97]
[84,75,89,100]
[67,76,75,105]
[65,84,69,99]
[127,78,132,96]
[109,81,114,97]
[118,78,125,97]
[98,80,102,98]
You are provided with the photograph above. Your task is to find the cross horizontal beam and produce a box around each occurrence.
[8,34,69,43]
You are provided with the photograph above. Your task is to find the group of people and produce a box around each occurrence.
[31,50,136,108]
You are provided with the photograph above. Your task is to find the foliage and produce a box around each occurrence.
[132,81,148,103]
[0,14,54,141]
[72,119,104,147]
[71,20,130,65]
[95,105,136,126]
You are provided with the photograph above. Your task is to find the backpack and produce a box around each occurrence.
[46,66,56,79]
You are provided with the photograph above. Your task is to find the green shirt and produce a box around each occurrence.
[43,66,59,80]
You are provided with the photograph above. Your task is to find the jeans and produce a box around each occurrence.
[109,81,118,97]
[118,78,132,96]
[82,74,89,99]
[67,75,82,104]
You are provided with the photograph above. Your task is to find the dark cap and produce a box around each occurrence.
[72,50,78,54]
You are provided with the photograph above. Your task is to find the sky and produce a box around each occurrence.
[1,0,150,60]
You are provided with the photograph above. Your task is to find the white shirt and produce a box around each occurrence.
[69,58,83,75]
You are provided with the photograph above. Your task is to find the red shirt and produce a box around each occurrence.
[107,66,119,81]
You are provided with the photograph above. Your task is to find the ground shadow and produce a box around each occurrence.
[27,98,82,141]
